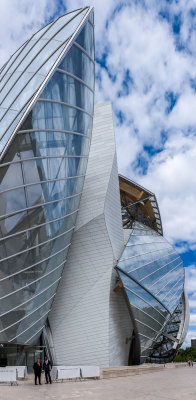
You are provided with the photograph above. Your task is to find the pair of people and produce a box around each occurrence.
[33,356,52,385]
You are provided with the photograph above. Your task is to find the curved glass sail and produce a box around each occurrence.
[116,222,184,363]
[0,7,92,160]
[0,8,94,345]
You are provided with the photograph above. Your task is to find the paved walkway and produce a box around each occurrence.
[0,366,195,400]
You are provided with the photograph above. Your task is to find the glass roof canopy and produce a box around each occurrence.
[119,174,163,235]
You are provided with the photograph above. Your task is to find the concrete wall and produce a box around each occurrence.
[48,102,133,366]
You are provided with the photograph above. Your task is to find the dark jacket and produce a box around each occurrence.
[33,362,42,374]
[43,360,52,372]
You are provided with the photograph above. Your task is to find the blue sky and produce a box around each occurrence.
[0,0,196,347]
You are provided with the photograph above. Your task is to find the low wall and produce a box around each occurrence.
[100,363,187,379]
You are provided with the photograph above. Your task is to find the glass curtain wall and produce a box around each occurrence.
[0,12,94,346]
[0,8,90,157]
[148,289,189,363]
[148,300,183,363]
[116,222,184,363]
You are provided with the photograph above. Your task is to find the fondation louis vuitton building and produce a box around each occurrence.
[0,7,189,367]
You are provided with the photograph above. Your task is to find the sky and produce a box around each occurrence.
[0,0,196,348]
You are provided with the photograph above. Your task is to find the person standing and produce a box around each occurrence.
[33,358,42,385]
[43,355,52,384]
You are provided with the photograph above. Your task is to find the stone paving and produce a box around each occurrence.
[0,365,195,400]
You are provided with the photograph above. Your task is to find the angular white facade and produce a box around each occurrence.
[48,102,133,366]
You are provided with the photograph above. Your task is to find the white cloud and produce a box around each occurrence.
[0,0,57,65]
[185,265,196,295]
[138,132,196,244]
[168,88,196,129]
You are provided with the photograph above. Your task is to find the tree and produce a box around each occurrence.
[174,347,196,362]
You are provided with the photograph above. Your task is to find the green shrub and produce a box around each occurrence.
[174,347,196,362]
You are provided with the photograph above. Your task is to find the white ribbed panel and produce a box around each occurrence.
[48,102,131,366]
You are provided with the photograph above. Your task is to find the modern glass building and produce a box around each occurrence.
[0,8,189,368]
[0,7,94,365]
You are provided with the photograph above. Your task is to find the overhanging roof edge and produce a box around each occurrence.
[119,174,163,235]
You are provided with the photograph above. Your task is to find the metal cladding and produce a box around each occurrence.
[0,7,189,366]
[0,7,94,345]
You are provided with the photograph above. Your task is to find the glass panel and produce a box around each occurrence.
[2,72,44,111]
[119,271,168,321]
[26,176,84,207]
[129,252,178,283]
[88,12,94,24]
[136,320,157,339]
[0,237,68,290]
[139,257,182,287]
[0,196,79,240]
[118,270,171,357]
[0,109,24,155]
[48,157,81,180]
[0,211,76,259]
[0,188,26,217]
[0,41,27,81]
[0,109,18,139]
[75,22,94,58]
[14,314,48,344]
[32,20,53,41]
[42,11,84,42]
[118,222,184,316]
[21,102,92,136]
[0,280,58,332]
[0,163,23,191]
[1,71,21,99]
[122,242,171,260]
[12,130,89,160]
[0,211,27,238]
[118,247,175,273]
[40,71,93,114]
[8,40,45,74]
[59,45,94,89]
[0,261,65,315]
[1,42,65,115]
[0,230,28,259]
[130,304,162,332]
[4,298,54,342]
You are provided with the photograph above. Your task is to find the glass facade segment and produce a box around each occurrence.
[118,271,168,319]
[41,11,85,42]
[118,269,170,362]
[75,21,94,58]
[59,44,94,89]
[117,220,184,362]
[0,8,94,345]
[1,42,67,113]
[20,102,92,136]
[148,297,185,363]
[118,223,184,315]
[39,72,93,114]
[0,8,90,158]
[0,41,27,80]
